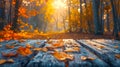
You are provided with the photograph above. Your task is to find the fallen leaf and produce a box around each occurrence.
[52,52,66,61]
[47,40,52,44]
[17,46,32,56]
[41,48,48,52]
[6,44,14,49]
[115,54,120,59]
[80,56,95,61]
[26,43,33,48]
[52,52,74,61]
[0,45,2,48]
[80,56,87,61]
[87,57,95,60]
[114,46,119,49]
[0,39,4,42]
[33,48,41,51]
[7,59,14,63]
[73,47,80,51]
[99,46,104,49]
[52,43,63,48]
[1,52,18,57]
[0,59,6,65]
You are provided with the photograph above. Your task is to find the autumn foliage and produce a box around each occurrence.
[17,46,32,56]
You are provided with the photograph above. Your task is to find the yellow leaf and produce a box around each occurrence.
[0,59,6,65]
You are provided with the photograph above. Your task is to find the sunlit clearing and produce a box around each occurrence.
[53,0,66,9]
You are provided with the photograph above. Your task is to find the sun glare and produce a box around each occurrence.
[53,0,66,9]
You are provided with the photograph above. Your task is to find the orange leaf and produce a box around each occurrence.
[0,59,6,65]
[17,46,32,56]
[26,44,33,49]
[6,44,14,49]
[115,54,120,59]
[52,52,74,61]
[52,43,63,48]
[1,52,18,57]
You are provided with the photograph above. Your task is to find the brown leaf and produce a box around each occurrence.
[26,43,33,49]
[80,56,87,61]
[114,46,119,49]
[52,52,66,61]
[7,59,14,63]
[99,46,104,49]
[115,54,120,59]
[0,59,6,65]
[33,48,41,51]
[80,56,95,61]
[87,57,95,60]
[1,52,18,57]
[52,52,74,61]
[6,44,14,49]
[41,48,48,52]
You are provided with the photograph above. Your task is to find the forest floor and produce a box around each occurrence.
[31,33,115,39]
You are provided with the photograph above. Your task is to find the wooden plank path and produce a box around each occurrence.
[0,40,46,67]
[0,39,120,67]
[77,40,120,67]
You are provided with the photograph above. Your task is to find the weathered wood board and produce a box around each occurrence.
[0,40,45,67]
[0,39,120,67]
[77,40,120,67]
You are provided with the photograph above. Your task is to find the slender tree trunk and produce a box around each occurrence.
[8,0,12,24]
[68,0,72,32]
[84,0,92,33]
[92,0,103,35]
[11,0,22,32]
[110,0,119,38]
[106,10,110,32]
[0,0,5,30]
[99,0,104,33]
[79,0,83,32]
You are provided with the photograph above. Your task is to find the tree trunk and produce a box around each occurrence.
[11,0,22,32]
[92,0,103,35]
[8,0,12,24]
[0,0,5,30]
[84,0,92,33]
[79,0,83,32]
[68,0,72,32]
[110,0,119,38]
[106,11,110,32]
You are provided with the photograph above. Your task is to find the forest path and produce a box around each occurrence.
[0,39,120,67]
[32,33,114,39]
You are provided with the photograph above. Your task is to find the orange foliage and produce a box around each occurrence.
[12,0,16,5]
[17,46,32,56]
[0,25,14,40]
[0,24,33,41]
[28,10,38,16]
[18,7,29,18]
[6,44,14,49]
